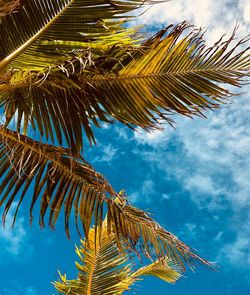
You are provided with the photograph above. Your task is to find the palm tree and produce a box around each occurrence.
[53,218,182,294]
[0,0,249,274]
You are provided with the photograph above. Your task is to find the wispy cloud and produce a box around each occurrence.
[134,0,250,43]
[3,285,38,295]
[134,127,171,148]
[128,179,156,204]
[24,287,38,295]
[129,1,250,271]
[93,143,118,163]
[132,91,250,268]
[0,203,33,258]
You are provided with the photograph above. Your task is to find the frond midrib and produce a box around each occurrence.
[0,0,72,71]
[89,66,249,82]
[86,242,100,295]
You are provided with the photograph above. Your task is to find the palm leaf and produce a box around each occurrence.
[0,0,161,73]
[0,126,211,269]
[54,221,135,295]
[0,125,117,237]
[83,22,250,128]
[0,0,160,152]
[106,200,212,270]
[131,257,182,284]
[53,220,181,295]
[0,46,139,152]
[2,22,249,154]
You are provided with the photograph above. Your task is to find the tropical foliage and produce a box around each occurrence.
[0,0,250,291]
[0,125,211,270]
[54,219,182,294]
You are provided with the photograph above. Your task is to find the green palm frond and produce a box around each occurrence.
[84,22,250,127]
[0,0,22,16]
[53,220,181,295]
[0,126,211,269]
[0,0,163,73]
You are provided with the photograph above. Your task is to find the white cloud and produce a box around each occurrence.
[128,179,156,204]
[0,204,29,256]
[133,89,250,211]
[101,122,111,130]
[178,95,250,209]
[162,193,170,200]
[115,126,129,141]
[132,88,250,267]
[129,0,250,273]
[222,236,250,267]
[134,127,171,147]
[243,3,250,21]
[133,0,250,46]
[218,217,250,269]
[129,192,140,203]
[93,143,118,163]
[142,179,155,195]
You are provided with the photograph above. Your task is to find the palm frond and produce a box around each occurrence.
[83,22,250,128]
[3,22,249,153]
[106,200,212,270]
[131,257,181,284]
[0,46,139,152]
[53,219,181,295]
[54,221,134,295]
[0,125,117,237]
[0,0,161,72]
[0,126,211,269]
[0,0,22,16]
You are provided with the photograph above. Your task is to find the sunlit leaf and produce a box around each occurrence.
[54,220,182,294]
[1,22,249,153]
[0,0,160,72]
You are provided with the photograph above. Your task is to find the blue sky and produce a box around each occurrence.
[1,0,250,294]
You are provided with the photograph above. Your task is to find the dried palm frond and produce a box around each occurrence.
[0,126,211,269]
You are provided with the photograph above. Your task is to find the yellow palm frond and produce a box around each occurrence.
[0,0,159,72]
[106,202,212,270]
[0,125,117,237]
[53,220,182,295]
[131,257,182,284]
[0,126,211,269]
[0,0,156,152]
[0,46,139,152]
[54,222,134,295]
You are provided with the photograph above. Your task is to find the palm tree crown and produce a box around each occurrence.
[0,0,249,281]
